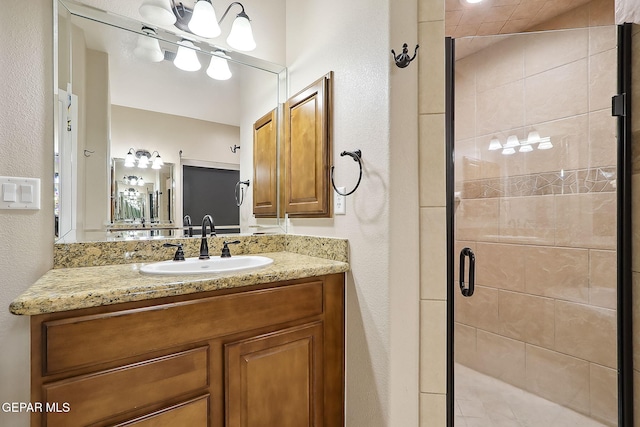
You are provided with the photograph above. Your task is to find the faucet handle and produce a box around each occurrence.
[221,240,241,258]
[163,243,185,261]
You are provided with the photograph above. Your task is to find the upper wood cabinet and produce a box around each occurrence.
[253,109,278,218]
[284,73,333,217]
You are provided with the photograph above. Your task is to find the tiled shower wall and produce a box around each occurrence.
[453,26,618,425]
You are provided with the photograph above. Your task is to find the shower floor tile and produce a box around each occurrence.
[454,363,608,427]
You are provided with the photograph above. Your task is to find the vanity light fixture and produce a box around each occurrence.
[174,39,201,71]
[134,26,164,62]
[125,149,162,169]
[166,1,256,52]
[124,176,145,186]
[206,50,232,80]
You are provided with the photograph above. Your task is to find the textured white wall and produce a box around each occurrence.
[0,1,54,426]
[285,0,420,425]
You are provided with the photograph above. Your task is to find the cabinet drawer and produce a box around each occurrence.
[43,347,208,427]
[44,281,323,374]
[114,395,209,426]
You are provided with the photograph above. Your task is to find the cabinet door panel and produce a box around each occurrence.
[43,347,208,427]
[285,73,332,217]
[226,322,324,427]
[253,109,278,217]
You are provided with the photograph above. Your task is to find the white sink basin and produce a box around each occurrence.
[140,255,274,275]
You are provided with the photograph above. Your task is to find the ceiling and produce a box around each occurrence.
[445,0,595,38]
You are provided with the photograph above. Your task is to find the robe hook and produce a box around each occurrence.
[391,43,419,68]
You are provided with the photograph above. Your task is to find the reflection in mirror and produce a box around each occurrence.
[54,0,286,243]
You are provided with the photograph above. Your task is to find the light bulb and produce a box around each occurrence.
[206,52,232,80]
[188,0,221,38]
[226,12,256,51]
[174,40,201,71]
[139,0,176,26]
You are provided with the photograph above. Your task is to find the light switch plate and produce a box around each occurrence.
[0,177,41,210]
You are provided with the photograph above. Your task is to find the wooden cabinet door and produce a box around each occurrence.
[284,73,332,217]
[225,322,324,427]
[253,109,278,217]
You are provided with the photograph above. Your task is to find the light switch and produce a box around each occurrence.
[0,176,41,210]
[21,184,33,202]
[3,183,17,202]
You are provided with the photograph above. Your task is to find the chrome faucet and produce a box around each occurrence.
[199,214,217,259]
[183,214,193,237]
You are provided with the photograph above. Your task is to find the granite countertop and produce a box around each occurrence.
[10,252,349,316]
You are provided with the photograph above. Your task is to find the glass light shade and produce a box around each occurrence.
[152,155,164,169]
[519,144,533,153]
[502,147,516,155]
[128,177,137,185]
[174,40,201,71]
[526,130,541,145]
[134,32,164,62]
[537,138,553,150]
[504,135,520,148]
[138,178,145,186]
[139,0,176,26]
[206,53,232,80]
[488,137,502,151]
[124,151,136,167]
[465,0,483,3]
[188,0,221,38]
[137,154,149,168]
[226,13,256,51]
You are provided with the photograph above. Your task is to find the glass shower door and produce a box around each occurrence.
[451,26,621,426]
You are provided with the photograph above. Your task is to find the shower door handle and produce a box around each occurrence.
[459,247,475,297]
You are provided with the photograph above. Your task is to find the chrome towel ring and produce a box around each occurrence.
[330,150,362,197]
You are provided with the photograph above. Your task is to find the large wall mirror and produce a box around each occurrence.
[54,0,286,242]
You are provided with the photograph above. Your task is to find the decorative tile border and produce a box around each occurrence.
[458,167,617,199]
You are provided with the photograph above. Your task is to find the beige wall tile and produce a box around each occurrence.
[474,243,525,292]
[418,0,444,23]
[456,198,500,242]
[498,290,555,348]
[633,176,640,272]
[499,195,555,245]
[590,48,618,112]
[419,115,446,208]
[633,273,640,369]
[476,80,525,137]
[455,138,481,182]
[420,300,447,394]
[555,193,617,250]
[475,37,524,94]
[455,285,501,335]
[455,94,476,142]
[525,344,590,414]
[419,393,446,427]
[419,21,445,115]
[589,249,616,309]
[525,59,589,126]
[530,2,590,31]
[420,207,447,300]
[589,25,617,55]
[524,246,590,303]
[589,109,617,169]
[524,28,588,77]
[588,0,614,26]
[476,330,526,389]
[454,322,477,368]
[554,300,617,368]
[590,363,617,426]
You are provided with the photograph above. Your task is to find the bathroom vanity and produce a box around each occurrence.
[11,237,348,427]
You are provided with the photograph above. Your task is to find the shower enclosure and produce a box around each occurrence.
[446,25,633,426]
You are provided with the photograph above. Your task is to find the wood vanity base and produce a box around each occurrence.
[30,274,345,427]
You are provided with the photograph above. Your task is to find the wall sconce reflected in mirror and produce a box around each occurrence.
[124,175,145,186]
[134,26,164,62]
[139,0,256,52]
[174,39,201,71]
[125,149,163,169]
[206,50,232,80]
